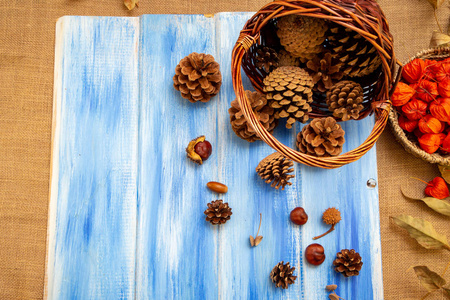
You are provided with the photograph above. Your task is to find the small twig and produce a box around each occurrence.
[313,224,335,240]
[256,213,262,237]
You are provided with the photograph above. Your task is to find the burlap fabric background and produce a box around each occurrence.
[1,0,449,299]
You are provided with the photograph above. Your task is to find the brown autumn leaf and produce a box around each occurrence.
[412,266,446,292]
[426,0,445,9]
[430,31,450,48]
[254,235,263,246]
[443,286,450,296]
[401,189,450,217]
[249,235,255,247]
[391,215,450,251]
[438,165,450,184]
[124,0,139,10]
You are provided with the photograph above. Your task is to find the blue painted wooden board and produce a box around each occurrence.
[46,13,383,300]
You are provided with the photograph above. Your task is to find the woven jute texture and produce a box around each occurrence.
[0,1,449,299]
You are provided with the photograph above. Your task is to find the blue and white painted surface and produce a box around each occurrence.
[46,13,383,300]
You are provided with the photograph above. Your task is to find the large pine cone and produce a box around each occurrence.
[255,46,279,73]
[270,261,297,289]
[173,52,222,103]
[263,66,314,129]
[277,15,328,61]
[326,24,381,77]
[333,249,363,277]
[229,90,277,142]
[326,80,364,121]
[256,152,294,190]
[204,200,232,225]
[296,117,345,157]
[306,52,344,92]
[278,49,300,67]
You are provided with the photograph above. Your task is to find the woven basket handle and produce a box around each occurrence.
[232,31,393,169]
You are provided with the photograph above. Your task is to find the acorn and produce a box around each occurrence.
[313,207,341,240]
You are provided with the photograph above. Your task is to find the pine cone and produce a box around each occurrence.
[326,24,381,77]
[326,80,364,121]
[333,249,363,277]
[255,46,279,73]
[204,200,232,225]
[270,261,297,289]
[278,50,300,67]
[173,52,222,103]
[228,90,278,142]
[277,15,328,61]
[256,152,294,190]
[296,117,345,157]
[306,52,344,92]
[263,66,314,129]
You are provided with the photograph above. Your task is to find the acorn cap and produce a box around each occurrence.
[323,207,341,225]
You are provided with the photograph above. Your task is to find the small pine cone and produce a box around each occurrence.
[296,117,345,157]
[278,50,300,67]
[270,261,297,289]
[173,52,222,103]
[204,200,232,225]
[255,46,279,73]
[326,80,364,121]
[256,152,294,190]
[228,90,278,142]
[277,15,328,61]
[326,24,381,77]
[306,52,344,92]
[263,66,314,129]
[333,249,363,277]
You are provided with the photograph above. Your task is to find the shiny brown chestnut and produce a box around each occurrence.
[305,243,325,266]
[290,207,308,225]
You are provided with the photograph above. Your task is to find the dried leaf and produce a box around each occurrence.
[391,215,450,250]
[412,266,446,292]
[249,235,255,246]
[326,284,338,291]
[430,31,450,48]
[426,0,445,9]
[124,0,139,10]
[439,165,450,184]
[443,286,450,296]
[254,235,263,246]
[402,189,450,217]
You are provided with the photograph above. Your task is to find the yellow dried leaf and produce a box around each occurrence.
[412,266,446,292]
[430,31,450,48]
[438,165,450,184]
[401,189,450,217]
[426,0,444,9]
[124,0,139,10]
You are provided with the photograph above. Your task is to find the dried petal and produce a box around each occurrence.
[402,99,428,120]
[391,82,415,106]
[418,115,442,134]
[399,115,419,132]
[402,58,425,84]
[425,177,450,199]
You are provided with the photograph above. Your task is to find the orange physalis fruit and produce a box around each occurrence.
[402,58,425,83]
[402,99,427,120]
[435,62,450,82]
[441,133,450,152]
[430,97,450,122]
[391,82,415,106]
[425,177,449,199]
[438,79,450,98]
[424,60,439,80]
[418,115,442,134]
[418,133,446,153]
[398,115,418,132]
[416,80,439,103]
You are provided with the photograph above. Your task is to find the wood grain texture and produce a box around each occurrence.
[47,13,383,299]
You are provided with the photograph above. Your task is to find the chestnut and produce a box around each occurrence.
[194,140,212,160]
[305,243,325,266]
[290,207,308,225]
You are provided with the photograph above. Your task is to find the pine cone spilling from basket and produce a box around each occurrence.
[270,261,297,289]
[296,117,345,157]
[306,52,344,92]
[333,249,363,277]
[326,24,381,77]
[255,46,279,73]
[263,66,314,129]
[173,52,222,103]
[277,15,328,61]
[327,80,364,121]
[204,200,232,225]
[229,90,278,142]
[256,152,294,190]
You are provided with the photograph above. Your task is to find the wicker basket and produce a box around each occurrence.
[389,47,450,166]
[231,0,398,169]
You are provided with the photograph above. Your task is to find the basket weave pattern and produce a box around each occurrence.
[231,0,397,169]
[389,47,450,166]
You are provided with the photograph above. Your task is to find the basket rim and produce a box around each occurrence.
[388,46,450,166]
[231,0,397,169]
